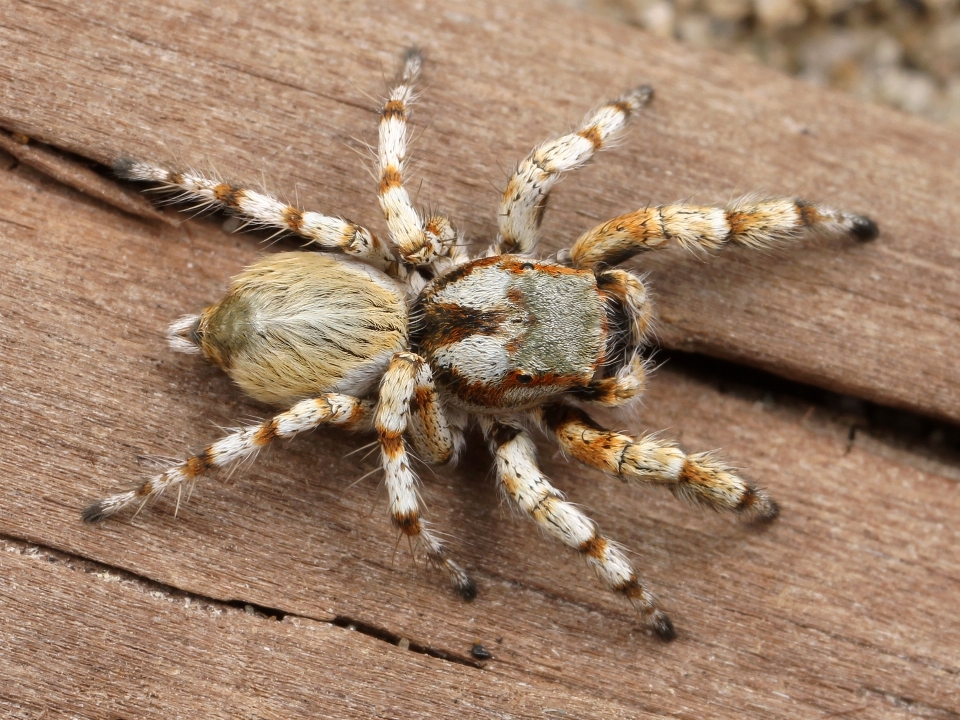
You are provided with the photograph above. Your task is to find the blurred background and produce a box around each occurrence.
[556,0,960,127]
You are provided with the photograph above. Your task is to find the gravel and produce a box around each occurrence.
[557,0,960,126]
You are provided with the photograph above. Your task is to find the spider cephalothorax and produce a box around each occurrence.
[84,48,877,640]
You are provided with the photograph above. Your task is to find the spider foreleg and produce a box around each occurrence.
[479,416,675,640]
[115,160,397,273]
[407,379,467,467]
[570,196,878,269]
[574,268,654,408]
[377,49,459,268]
[497,85,653,255]
[575,352,650,408]
[539,404,779,523]
[82,394,373,522]
[376,352,475,599]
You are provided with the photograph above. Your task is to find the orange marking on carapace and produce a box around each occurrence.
[498,257,582,276]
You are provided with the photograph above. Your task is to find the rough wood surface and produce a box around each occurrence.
[0,130,173,225]
[1,0,960,423]
[1,1,958,718]
[2,154,959,719]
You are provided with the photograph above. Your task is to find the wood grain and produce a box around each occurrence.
[0,0,958,717]
[1,539,640,719]
[1,0,959,422]
[1,158,958,717]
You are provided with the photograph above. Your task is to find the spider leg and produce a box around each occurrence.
[377,49,461,268]
[82,394,373,522]
[573,268,653,408]
[569,196,879,269]
[575,351,651,409]
[497,86,653,255]
[376,352,475,599]
[478,416,675,640]
[406,375,467,467]
[538,404,779,523]
[114,160,398,274]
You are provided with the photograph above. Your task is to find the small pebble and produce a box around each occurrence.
[471,643,493,660]
[552,0,960,127]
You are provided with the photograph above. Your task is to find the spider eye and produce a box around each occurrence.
[520,262,535,271]
[516,373,533,384]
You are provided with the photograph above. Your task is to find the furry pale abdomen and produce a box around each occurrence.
[414,256,606,411]
[180,252,408,406]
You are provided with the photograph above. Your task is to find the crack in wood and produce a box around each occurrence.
[665,350,960,479]
[0,532,485,671]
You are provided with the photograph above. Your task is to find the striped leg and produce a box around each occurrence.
[570,197,879,269]
[375,352,475,599]
[497,85,653,255]
[539,404,779,522]
[114,160,397,274]
[377,49,460,267]
[407,380,467,467]
[573,268,653,408]
[573,352,650,408]
[479,417,675,640]
[82,394,373,522]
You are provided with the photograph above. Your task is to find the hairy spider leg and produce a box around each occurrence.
[498,85,653,255]
[479,417,675,640]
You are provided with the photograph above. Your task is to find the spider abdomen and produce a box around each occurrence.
[414,255,606,411]
[181,252,408,406]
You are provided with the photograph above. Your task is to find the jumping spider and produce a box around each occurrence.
[84,48,877,640]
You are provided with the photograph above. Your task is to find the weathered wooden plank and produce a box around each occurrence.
[0,539,642,719]
[1,160,957,717]
[0,130,172,225]
[0,0,958,421]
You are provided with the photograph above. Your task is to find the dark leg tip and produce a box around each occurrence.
[455,577,478,602]
[652,613,676,642]
[850,215,879,242]
[81,501,108,524]
[760,498,781,523]
[737,487,780,525]
[113,157,137,179]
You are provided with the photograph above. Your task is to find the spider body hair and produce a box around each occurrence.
[86,47,877,640]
